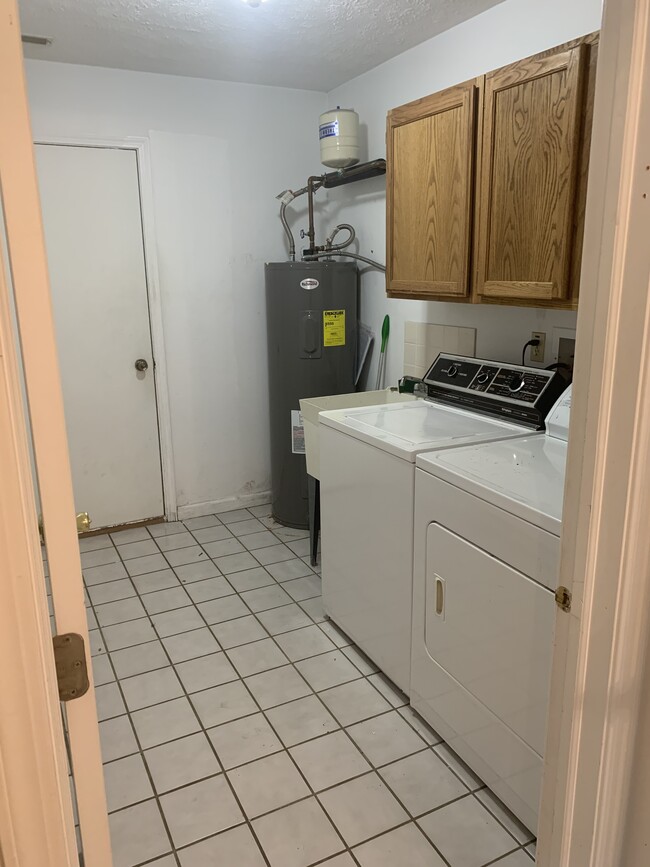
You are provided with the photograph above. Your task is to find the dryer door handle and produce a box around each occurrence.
[435,576,445,617]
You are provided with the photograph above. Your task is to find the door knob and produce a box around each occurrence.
[135,359,148,372]
[76,512,91,534]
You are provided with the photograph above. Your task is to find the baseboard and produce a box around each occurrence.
[177,491,272,521]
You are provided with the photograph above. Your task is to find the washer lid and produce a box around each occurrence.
[319,400,525,460]
[417,434,567,533]
[545,385,572,442]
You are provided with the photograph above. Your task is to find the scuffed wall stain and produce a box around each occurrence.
[239,478,271,496]
[20,0,505,91]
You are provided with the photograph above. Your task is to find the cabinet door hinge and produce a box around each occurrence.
[53,633,89,701]
[555,586,572,613]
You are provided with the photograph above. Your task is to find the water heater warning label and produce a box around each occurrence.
[323,310,346,347]
[291,410,305,455]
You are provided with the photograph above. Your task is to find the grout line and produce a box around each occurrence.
[96,609,422,740]
[304,689,456,867]
[100,516,530,863]
[471,789,536,852]
[83,511,536,866]
[480,844,531,867]
[209,644,352,857]
[107,526,277,867]
[131,854,179,867]
[94,598,335,664]
[171,529,440,862]
[84,537,181,867]
[114,515,354,861]
[261,631,526,865]
[94,621,440,766]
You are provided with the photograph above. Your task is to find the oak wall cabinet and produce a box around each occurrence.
[387,81,479,301]
[386,33,598,309]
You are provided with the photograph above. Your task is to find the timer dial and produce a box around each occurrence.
[508,374,526,393]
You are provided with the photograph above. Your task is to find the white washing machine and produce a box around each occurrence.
[411,387,572,833]
[319,353,565,696]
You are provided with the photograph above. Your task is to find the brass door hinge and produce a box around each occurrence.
[53,633,89,701]
[555,586,572,613]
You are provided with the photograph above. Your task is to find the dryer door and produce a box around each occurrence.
[424,523,555,756]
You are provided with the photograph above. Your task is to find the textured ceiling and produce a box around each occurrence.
[19,0,505,91]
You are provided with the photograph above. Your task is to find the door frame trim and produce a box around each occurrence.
[538,0,650,861]
[0,188,81,867]
[34,135,178,523]
[1,7,113,860]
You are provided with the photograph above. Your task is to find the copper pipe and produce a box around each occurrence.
[306,176,323,253]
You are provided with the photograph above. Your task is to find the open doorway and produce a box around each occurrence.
[3,0,647,863]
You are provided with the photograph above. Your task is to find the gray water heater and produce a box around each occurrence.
[266,261,358,528]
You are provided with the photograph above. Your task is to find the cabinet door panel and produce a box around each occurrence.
[387,81,478,299]
[477,46,585,302]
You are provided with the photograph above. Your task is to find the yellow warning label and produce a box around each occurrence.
[323,309,346,347]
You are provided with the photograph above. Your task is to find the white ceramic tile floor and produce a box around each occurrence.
[67,502,536,866]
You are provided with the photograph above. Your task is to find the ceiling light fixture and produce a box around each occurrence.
[241,0,267,7]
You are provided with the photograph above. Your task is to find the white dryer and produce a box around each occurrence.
[319,353,565,696]
[411,387,572,833]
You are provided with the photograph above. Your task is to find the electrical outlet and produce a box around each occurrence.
[531,331,546,363]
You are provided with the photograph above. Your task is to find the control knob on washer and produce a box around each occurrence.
[447,364,459,378]
[508,374,526,393]
[476,372,490,385]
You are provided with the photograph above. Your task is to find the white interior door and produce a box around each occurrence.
[35,143,164,529]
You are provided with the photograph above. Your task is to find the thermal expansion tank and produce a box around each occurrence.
[266,261,358,528]
[319,109,360,168]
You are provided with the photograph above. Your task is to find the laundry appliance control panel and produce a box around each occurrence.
[423,354,566,429]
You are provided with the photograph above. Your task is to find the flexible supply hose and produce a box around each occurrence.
[326,224,356,251]
[276,160,387,261]
[279,201,295,261]
[304,250,386,272]
[276,184,311,262]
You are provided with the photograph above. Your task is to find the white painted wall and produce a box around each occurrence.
[326,0,604,387]
[24,0,603,514]
[25,61,327,516]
